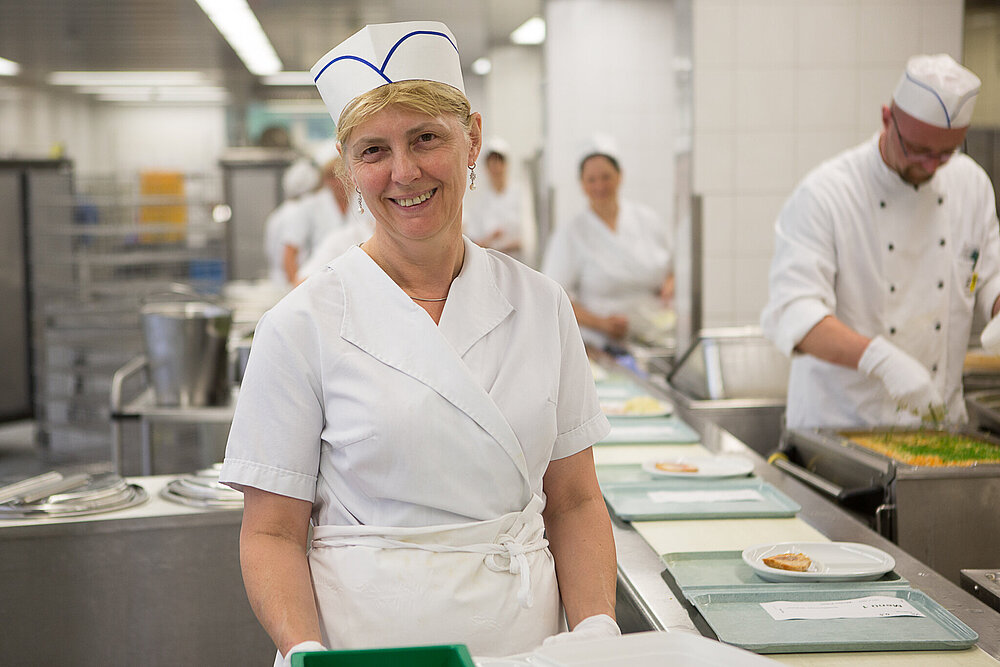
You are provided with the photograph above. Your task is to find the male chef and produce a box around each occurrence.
[761,54,1000,429]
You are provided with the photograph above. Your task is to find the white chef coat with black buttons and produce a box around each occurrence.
[761,136,1000,429]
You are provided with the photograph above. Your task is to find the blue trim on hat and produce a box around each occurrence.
[313,30,459,84]
[903,71,952,128]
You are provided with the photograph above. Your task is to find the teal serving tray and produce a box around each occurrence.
[688,588,978,653]
[602,478,800,521]
[599,417,700,444]
[661,550,908,594]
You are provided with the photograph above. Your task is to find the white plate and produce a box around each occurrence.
[641,456,754,479]
[601,397,673,418]
[742,541,895,582]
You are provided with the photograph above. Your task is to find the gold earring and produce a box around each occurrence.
[468,164,477,191]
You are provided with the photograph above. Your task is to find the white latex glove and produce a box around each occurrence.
[541,614,621,647]
[858,335,945,420]
[981,316,1000,354]
[281,640,327,667]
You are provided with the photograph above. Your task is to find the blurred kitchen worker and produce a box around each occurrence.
[281,156,350,283]
[294,214,376,283]
[761,54,1000,429]
[265,159,319,288]
[463,137,530,262]
[542,134,674,349]
[219,21,618,666]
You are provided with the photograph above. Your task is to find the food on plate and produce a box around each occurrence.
[762,552,812,572]
[621,395,665,415]
[842,430,1000,467]
[654,461,699,473]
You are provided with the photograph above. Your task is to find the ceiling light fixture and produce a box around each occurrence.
[48,71,209,86]
[262,71,314,86]
[510,17,546,45]
[194,0,282,76]
[0,56,20,76]
[471,58,492,76]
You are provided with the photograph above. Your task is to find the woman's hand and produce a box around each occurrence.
[659,273,675,305]
[601,314,629,340]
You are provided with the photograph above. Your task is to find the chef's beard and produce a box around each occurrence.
[899,163,935,187]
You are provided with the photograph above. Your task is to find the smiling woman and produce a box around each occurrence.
[218,19,620,666]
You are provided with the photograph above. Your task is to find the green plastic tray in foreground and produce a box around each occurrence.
[291,644,474,667]
[688,588,978,653]
[602,478,800,521]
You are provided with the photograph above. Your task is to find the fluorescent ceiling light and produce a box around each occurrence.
[510,17,545,45]
[471,58,492,76]
[0,56,20,76]
[195,0,282,76]
[91,86,230,103]
[48,71,208,86]
[262,71,314,86]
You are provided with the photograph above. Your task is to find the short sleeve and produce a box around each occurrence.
[219,306,325,501]
[759,183,838,356]
[551,287,610,460]
[280,198,312,248]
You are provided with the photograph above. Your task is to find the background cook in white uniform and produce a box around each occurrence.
[542,140,674,349]
[761,54,1000,429]
[220,20,619,664]
[265,158,319,289]
[281,156,351,283]
[463,137,532,263]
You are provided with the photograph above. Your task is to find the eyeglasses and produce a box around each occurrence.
[890,110,961,165]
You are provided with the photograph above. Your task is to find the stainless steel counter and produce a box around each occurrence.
[605,359,1000,659]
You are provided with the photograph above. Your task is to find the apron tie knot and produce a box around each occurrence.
[484,532,546,609]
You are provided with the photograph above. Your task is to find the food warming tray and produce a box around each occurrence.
[778,426,1000,582]
[0,472,148,519]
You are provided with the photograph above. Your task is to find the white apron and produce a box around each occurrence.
[306,493,562,657]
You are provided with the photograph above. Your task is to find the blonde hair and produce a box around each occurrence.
[336,80,474,147]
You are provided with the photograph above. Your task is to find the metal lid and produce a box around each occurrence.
[0,472,149,519]
[160,466,243,510]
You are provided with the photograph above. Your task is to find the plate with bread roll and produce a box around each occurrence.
[742,541,895,582]
[642,456,754,479]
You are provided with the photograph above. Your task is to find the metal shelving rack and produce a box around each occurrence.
[28,171,228,462]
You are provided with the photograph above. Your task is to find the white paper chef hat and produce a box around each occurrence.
[311,21,466,124]
[578,133,621,168]
[485,137,511,158]
[892,54,980,129]
[283,159,320,199]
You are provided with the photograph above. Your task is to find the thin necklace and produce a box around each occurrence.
[407,293,448,302]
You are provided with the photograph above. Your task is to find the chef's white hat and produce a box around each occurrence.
[485,137,511,158]
[578,133,621,168]
[311,21,466,124]
[283,159,320,199]
[312,138,339,167]
[892,54,980,129]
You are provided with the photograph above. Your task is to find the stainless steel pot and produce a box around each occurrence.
[140,302,232,407]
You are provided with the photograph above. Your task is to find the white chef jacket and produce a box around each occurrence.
[281,187,347,266]
[297,216,376,281]
[542,200,672,346]
[464,184,526,257]
[220,236,610,528]
[761,136,1000,429]
[264,198,306,288]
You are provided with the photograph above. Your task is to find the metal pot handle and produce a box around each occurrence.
[110,355,149,414]
[768,453,845,499]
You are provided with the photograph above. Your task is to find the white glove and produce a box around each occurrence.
[281,640,327,667]
[982,316,1000,354]
[858,336,945,419]
[542,614,621,647]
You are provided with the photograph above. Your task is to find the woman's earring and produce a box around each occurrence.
[468,163,477,191]
[356,187,364,213]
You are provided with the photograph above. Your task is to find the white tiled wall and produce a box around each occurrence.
[693,0,964,327]
[544,0,677,235]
